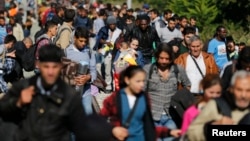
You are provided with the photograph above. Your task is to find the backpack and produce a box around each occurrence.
[62,47,107,90]
[146,63,195,128]
[22,45,36,71]
[151,19,167,29]
[46,11,55,22]
[60,56,79,86]
[34,37,49,61]
[34,29,45,42]
[53,27,72,46]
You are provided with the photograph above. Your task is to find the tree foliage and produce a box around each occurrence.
[165,0,219,28]
[216,0,250,30]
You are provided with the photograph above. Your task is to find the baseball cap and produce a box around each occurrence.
[142,4,150,9]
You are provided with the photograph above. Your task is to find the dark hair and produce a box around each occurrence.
[138,14,150,23]
[78,7,88,13]
[64,9,76,22]
[150,9,159,16]
[0,17,5,21]
[44,20,57,32]
[168,17,175,23]
[216,25,225,32]
[129,37,139,43]
[182,26,196,35]
[200,74,222,91]
[71,0,78,5]
[55,6,64,14]
[4,35,16,44]
[0,10,4,15]
[179,15,187,21]
[190,16,197,21]
[9,16,16,22]
[155,43,175,65]
[106,3,112,11]
[119,66,145,89]
[164,9,172,15]
[74,27,89,39]
[237,46,250,69]
[39,44,64,63]
[98,9,107,17]
[127,8,134,13]
[50,2,57,8]
[126,15,135,22]
[172,14,179,20]
[239,42,246,46]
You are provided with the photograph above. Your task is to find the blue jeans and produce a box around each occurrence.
[155,114,177,141]
[81,85,93,115]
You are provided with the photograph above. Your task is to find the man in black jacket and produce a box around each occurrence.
[0,44,112,141]
[221,47,250,93]
[130,15,160,65]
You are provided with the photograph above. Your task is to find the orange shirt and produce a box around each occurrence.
[9,8,18,17]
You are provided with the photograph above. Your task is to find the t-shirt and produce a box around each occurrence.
[178,43,189,55]
[207,38,228,70]
[0,26,7,45]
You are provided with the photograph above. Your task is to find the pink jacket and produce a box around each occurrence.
[181,105,200,135]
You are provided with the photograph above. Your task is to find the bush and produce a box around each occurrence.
[200,21,250,45]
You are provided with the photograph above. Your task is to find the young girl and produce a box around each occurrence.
[181,74,222,135]
[101,66,181,141]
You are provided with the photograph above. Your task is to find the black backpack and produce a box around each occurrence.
[22,45,36,71]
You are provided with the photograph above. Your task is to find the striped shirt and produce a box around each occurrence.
[144,64,191,121]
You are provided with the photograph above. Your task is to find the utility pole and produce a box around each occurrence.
[127,0,132,9]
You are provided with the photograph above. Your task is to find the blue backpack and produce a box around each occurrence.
[46,11,55,22]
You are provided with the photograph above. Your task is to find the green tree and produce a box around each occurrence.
[166,0,219,28]
[216,0,250,30]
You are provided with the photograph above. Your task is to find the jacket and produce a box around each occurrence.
[129,26,160,60]
[12,23,24,41]
[175,52,219,75]
[95,26,109,50]
[55,22,73,49]
[74,15,92,30]
[100,91,171,141]
[187,93,250,141]
[0,76,93,141]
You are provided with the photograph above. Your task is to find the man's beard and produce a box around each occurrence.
[168,27,174,32]
[158,63,171,71]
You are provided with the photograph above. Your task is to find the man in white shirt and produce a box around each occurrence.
[95,16,121,93]
[175,35,219,99]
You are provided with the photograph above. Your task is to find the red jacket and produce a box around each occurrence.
[100,91,172,140]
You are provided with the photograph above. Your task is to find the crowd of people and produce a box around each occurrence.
[0,0,250,141]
